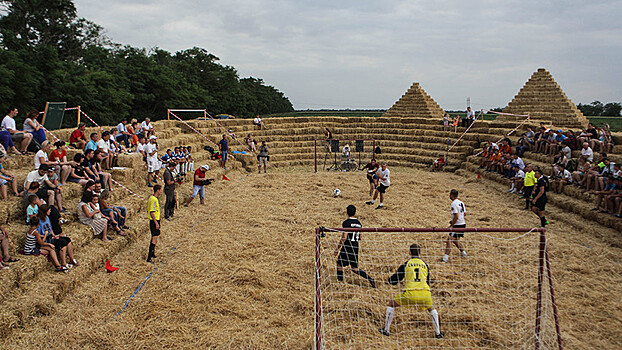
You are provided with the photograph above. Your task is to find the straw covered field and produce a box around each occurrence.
[1,167,621,349]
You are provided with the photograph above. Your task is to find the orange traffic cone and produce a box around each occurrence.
[105,259,119,272]
[222,175,230,181]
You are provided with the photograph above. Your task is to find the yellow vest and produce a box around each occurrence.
[524,171,536,187]
[148,195,160,221]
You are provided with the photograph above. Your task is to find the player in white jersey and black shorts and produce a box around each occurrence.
[442,189,467,263]
[335,205,376,288]
[366,162,390,209]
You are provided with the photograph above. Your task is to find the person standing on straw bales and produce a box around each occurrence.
[379,243,443,338]
[258,141,269,173]
[163,161,177,220]
[218,134,228,169]
[532,168,549,227]
[334,205,375,288]
[147,184,162,263]
[366,162,390,209]
[441,189,467,263]
[442,112,449,132]
[146,135,160,187]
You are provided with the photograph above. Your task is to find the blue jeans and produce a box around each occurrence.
[101,206,126,228]
[30,129,47,145]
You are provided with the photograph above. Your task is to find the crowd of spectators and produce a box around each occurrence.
[477,122,622,218]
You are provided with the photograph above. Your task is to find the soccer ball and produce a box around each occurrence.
[333,189,341,197]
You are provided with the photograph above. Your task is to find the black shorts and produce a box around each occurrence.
[150,219,161,236]
[52,236,71,249]
[377,184,389,193]
[337,246,359,268]
[450,224,466,238]
[534,197,547,211]
[367,174,375,183]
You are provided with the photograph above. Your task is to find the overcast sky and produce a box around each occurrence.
[74,0,622,111]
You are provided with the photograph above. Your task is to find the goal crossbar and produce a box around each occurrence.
[314,227,562,350]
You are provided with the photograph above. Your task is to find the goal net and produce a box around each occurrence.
[314,227,562,349]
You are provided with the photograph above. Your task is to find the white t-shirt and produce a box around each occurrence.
[581,147,594,162]
[97,139,109,153]
[34,149,48,170]
[377,167,390,186]
[560,169,572,181]
[466,109,475,119]
[254,117,261,124]
[146,142,158,160]
[561,146,571,160]
[141,121,153,131]
[515,169,525,179]
[1,115,17,131]
[515,157,525,170]
[136,142,145,154]
[24,170,48,188]
[450,199,466,226]
[116,123,127,134]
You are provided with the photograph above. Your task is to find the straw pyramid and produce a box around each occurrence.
[501,68,588,128]
[384,82,445,119]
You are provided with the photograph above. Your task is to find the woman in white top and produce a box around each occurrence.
[34,141,58,170]
[22,109,47,145]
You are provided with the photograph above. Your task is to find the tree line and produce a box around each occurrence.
[576,101,621,117]
[0,0,294,128]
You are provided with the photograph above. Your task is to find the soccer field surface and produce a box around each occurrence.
[3,167,621,349]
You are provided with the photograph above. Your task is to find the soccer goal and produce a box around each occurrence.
[314,227,562,349]
[314,138,376,173]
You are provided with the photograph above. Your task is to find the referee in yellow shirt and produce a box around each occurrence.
[147,185,162,263]
[521,164,536,209]
[379,244,443,339]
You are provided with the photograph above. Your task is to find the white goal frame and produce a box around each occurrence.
[314,227,562,350]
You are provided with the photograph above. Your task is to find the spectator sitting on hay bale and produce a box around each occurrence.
[253,115,266,130]
[37,204,78,269]
[431,155,445,172]
[67,154,90,186]
[245,133,257,152]
[22,109,46,146]
[49,140,76,185]
[0,155,19,199]
[100,189,127,236]
[141,118,155,138]
[2,106,33,154]
[70,123,88,150]
[24,165,56,207]
[93,150,113,191]
[78,191,110,242]
[0,224,19,269]
[23,216,67,272]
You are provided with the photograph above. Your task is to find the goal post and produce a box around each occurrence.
[314,138,376,173]
[314,227,562,350]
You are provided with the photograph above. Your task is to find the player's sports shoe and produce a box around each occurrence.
[435,332,444,339]
[375,205,383,210]
[365,201,374,205]
[378,328,390,336]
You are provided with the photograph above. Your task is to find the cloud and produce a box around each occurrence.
[74,0,622,110]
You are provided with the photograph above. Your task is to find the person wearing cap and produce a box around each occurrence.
[24,165,56,206]
[184,165,209,206]
[163,161,177,220]
[146,135,160,187]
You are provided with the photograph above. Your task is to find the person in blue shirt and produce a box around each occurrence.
[85,133,99,152]
[218,135,228,168]
[593,176,617,212]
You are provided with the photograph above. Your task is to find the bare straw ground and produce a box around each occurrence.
[1,167,621,349]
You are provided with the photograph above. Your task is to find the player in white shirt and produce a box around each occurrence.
[146,135,160,186]
[442,189,467,263]
[366,162,390,209]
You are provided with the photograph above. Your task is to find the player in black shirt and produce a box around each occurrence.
[532,168,549,227]
[335,205,376,288]
[365,159,379,197]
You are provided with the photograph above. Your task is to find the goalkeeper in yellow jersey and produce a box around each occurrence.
[379,244,443,338]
